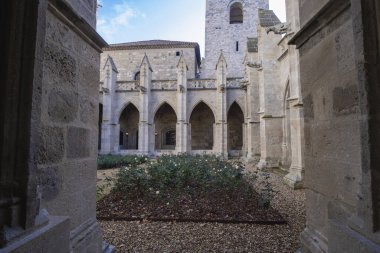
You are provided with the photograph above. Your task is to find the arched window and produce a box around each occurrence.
[165,129,176,146]
[230,2,243,24]
[134,71,140,81]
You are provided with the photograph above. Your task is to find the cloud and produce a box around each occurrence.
[111,2,136,26]
[97,1,145,43]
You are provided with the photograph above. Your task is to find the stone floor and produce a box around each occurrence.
[99,166,306,253]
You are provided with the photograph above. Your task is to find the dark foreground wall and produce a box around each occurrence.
[291,0,380,252]
[0,0,106,252]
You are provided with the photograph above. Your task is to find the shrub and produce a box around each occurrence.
[112,154,256,201]
[97,154,148,169]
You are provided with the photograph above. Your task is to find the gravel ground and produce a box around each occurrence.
[99,165,305,253]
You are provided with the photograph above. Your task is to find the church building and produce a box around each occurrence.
[99,0,305,189]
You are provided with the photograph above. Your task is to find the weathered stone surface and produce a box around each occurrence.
[66,127,90,158]
[79,95,97,124]
[38,166,62,201]
[332,85,359,116]
[38,125,65,164]
[48,89,78,123]
[292,0,380,251]
[202,0,269,78]
[44,40,77,88]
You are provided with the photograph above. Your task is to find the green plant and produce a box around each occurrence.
[111,154,256,201]
[97,154,148,169]
[255,168,277,209]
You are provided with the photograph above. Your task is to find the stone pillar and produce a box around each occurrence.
[138,54,153,155]
[176,53,189,153]
[284,99,304,189]
[244,55,261,163]
[256,26,283,169]
[101,56,119,154]
[215,52,228,158]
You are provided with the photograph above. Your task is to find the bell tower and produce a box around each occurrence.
[202,0,269,78]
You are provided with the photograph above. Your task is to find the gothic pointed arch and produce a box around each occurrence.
[188,100,216,122]
[227,102,244,152]
[134,71,140,81]
[190,101,216,150]
[118,101,139,120]
[230,2,243,24]
[153,101,177,118]
[154,103,177,150]
[227,99,245,118]
[119,103,139,150]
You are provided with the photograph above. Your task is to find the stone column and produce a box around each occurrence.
[256,27,283,169]
[284,99,304,189]
[282,0,305,189]
[138,54,153,156]
[176,53,189,153]
[101,56,119,154]
[245,57,261,163]
[215,52,228,158]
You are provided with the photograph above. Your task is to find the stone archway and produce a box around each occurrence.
[119,104,139,150]
[154,103,177,150]
[190,102,215,150]
[227,102,244,156]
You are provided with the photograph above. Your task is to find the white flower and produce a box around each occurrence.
[156,191,160,194]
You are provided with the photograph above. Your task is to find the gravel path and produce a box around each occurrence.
[99,167,305,253]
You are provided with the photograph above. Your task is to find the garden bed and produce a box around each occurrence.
[96,155,285,224]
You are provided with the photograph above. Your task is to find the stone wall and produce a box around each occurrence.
[100,47,198,81]
[38,6,103,252]
[202,0,269,78]
[1,0,106,252]
[291,0,380,252]
[65,0,97,27]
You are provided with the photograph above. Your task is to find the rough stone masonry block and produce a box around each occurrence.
[38,125,65,164]
[79,95,97,125]
[44,41,77,88]
[45,11,74,51]
[67,127,90,158]
[38,166,62,201]
[333,85,359,116]
[48,89,79,123]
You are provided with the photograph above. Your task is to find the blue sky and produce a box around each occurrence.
[97,0,286,56]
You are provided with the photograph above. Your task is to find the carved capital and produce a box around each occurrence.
[135,84,147,94]
[247,61,262,69]
[178,85,185,93]
[266,22,291,35]
[219,84,226,93]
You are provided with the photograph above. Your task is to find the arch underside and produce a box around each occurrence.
[190,102,215,150]
[154,103,177,150]
[227,102,244,156]
[119,103,139,150]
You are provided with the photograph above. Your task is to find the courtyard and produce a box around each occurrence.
[96,156,305,252]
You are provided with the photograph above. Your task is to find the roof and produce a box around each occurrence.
[247,38,258,53]
[258,9,281,27]
[104,40,201,66]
